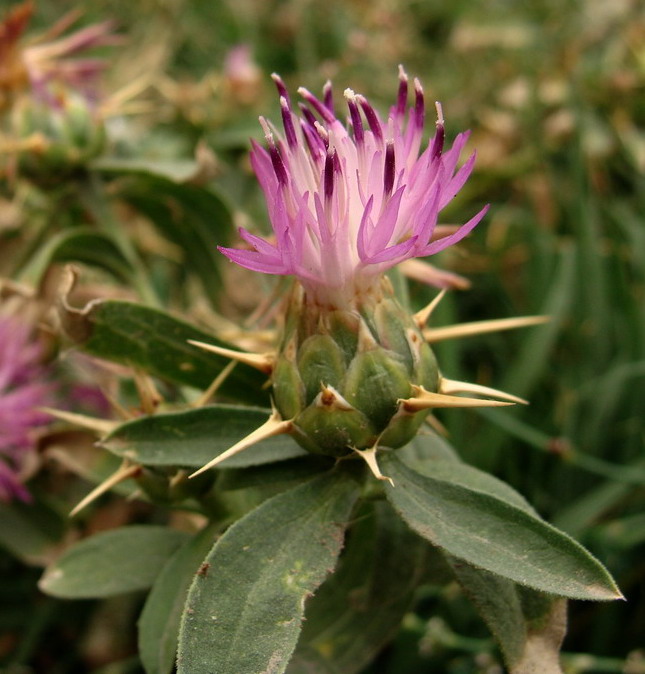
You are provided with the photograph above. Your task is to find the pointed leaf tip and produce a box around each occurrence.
[189,411,292,478]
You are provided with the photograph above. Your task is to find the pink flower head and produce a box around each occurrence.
[219,66,489,308]
[0,2,120,109]
[0,315,55,502]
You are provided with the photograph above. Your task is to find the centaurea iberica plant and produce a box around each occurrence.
[0,314,55,502]
[194,68,516,480]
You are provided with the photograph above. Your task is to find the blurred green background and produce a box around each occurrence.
[2,0,644,671]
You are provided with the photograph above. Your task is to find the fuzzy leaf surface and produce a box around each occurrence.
[103,405,306,468]
[450,560,566,673]
[39,526,189,598]
[177,468,360,674]
[287,501,427,674]
[139,524,219,674]
[59,299,268,404]
[382,453,621,600]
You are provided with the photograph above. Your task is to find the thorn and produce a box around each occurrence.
[439,377,528,404]
[70,461,141,517]
[413,289,447,328]
[316,384,355,411]
[400,259,470,291]
[425,414,449,436]
[399,386,515,412]
[424,316,550,343]
[188,339,275,374]
[352,445,394,486]
[189,409,292,478]
[38,407,117,435]
[134,369,162,415]
[192,360,237,408]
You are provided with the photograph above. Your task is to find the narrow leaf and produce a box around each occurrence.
[18,227,134,285]
[177,468,360,674]
[382,453,622,600]
[139,524,219,674]
[102,405,307,468]
[58,298,269,405]
[39,526,189,598]
[450,560,566,673]
[287,501,427,674]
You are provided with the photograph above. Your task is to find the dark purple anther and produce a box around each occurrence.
[298,87,336,124]
[260,117,288,185]
[384,141,395,195]
[280,97,298,149]
[270,144,289,185]
[271,73,291,105]
[346,92,364,146]
[324,149,336,200]
[323,80,334,112]
[299,102,319,130]
[314,121,330,148]
[430,102,445,158]
[396,65,408,118]
[301,120,324,160]
[414,78,425,129]
[357,95,383,145]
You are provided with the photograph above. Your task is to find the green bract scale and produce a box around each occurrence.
[273,280,439,457]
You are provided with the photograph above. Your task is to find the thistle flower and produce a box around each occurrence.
[219,66,488,309]
[0,315,55,502]
[0,2,119,111]
[194,70,519,481]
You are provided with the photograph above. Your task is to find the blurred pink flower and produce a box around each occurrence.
[0,315,55,502]
[219,67,488,308]
[0,2,120,109]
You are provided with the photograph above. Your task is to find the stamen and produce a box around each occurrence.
[271,73,290,104]
[396,64,408,118]
[280,96,298,149]
[323,80,334,111]
[298,86,336,124]
[383,140,395,195]
[314,121,330,147]
[300,120,324,160]
[324,149,335,200]
[260,117,289,185]
[298,102,318,129]
[430,101,445,158]
[357,94,383,145]
[413,77,425,129]
[344,88,364,146]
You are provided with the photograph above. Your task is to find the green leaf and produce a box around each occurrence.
[139,524,218,674]
[177,468,360,674]
[18,227,134,285]
[59,298,269,405]
[118,176,234,308]
[93,157,202,183]
[287,501,427,674]
[449,560,567,673]
[102,405,307,468]
[381,453,622,600]
[399,445,538,516]
[217,456,334,491]
[39,526,189,598]
[0,500,64,566]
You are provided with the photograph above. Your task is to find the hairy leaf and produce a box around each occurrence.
[103,405,306,468]
[39,526,189,598]
[382,453,621,600]
[177,468,360,674]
